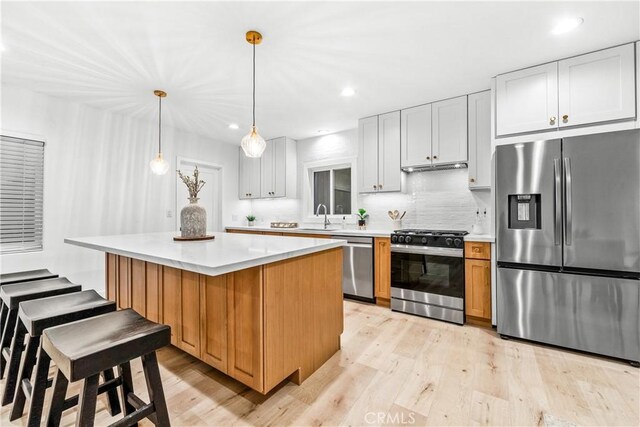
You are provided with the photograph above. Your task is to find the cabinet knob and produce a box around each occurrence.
[373,185,377,190]
[433,155,438,160]
[562,114,569,123]
[550,116,556,125]
[379,184,383,189]
[426,156,431,160]
[470,178,475,183]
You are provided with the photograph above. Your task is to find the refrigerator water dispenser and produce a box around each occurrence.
[508,194,541,229]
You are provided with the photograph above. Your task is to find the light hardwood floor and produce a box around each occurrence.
[2,301,638,426]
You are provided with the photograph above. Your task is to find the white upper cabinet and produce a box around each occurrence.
[239,137,296,200]
[558,43,636,127]
[359,116,379,193]
[238,150,261,199]
[496,62,558,136]
[260,137,287,197]
[359,112,402,193]
[378,111,402,192]
[400,104,432,168]
[432,95,468,165]
[468,91,492,189]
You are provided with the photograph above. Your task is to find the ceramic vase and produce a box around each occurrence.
[181,198,206,238]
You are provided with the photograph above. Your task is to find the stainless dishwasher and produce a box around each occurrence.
[331,235,375,302]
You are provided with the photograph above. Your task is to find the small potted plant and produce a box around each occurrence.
[246,215,256,226]
[356,208,369,230]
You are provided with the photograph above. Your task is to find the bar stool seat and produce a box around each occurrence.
[6,291,119,424]
[0,278,80,378]
[0,269,58,286]
[43,309,171,427]
[1,277,80,310]
[19,289,115,337]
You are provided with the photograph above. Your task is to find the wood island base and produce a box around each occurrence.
[105,247,344,394]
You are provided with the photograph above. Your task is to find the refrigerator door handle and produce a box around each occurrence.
[554,158,562,245]
[564,157,572,246]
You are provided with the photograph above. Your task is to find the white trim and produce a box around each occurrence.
[176,156,223,232]
[302,156,357,221]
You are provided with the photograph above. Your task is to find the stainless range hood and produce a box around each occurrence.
[402,162,468,173]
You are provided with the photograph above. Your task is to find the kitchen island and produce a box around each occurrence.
[65,232,345,394]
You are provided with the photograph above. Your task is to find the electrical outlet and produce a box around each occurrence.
[166,210,173,218]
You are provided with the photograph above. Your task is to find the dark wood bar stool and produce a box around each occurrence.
[43,309,171,427]
[0,269,58,346]
[6,290,120,426]
[0,277,80,378]
[0,269,58,286]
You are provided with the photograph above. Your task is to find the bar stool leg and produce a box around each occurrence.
[76,374,99,427]
[0,308,18,378]
[118,361,138,423]
[101,367,122,416]
[46,368,69,427]
[2,319,27,405]
[9,334,40,419]
[0,304,6,340]
[26,346,51,427]
[142,351,171,426]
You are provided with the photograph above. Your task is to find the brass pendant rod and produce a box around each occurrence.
[158,95,162,154]
[252,35,256,128]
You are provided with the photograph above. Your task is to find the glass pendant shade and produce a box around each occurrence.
[241,126,266,158]
[149,152,170,175]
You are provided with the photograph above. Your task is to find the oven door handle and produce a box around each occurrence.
[390,245,464,258]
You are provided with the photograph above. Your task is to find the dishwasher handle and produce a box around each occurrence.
[343,242,373,249]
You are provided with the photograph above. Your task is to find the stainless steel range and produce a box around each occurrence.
[390,229,468,324]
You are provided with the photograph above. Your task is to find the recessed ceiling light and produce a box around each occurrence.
[454,163,461,168]
[552,17,584,35]
[341,87,355,97]
[228,123,239,130]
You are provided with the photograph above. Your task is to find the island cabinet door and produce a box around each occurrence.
[117,256,131,310]
[162,267,181,346]
[130,259,147,316]
[179,271,201,357]
[200,274,228,373]
[227,267,264,392]
[105,253,118,302]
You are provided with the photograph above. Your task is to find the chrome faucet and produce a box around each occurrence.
[316,204,331,229]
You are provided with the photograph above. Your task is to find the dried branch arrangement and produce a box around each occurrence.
[177,165,206,200]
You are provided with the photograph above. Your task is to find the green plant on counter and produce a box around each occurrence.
[246,215,256,222]
[356,208,369,220]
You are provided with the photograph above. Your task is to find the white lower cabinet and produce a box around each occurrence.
[432,95,468,165]
[467,91,491,189]
[558,43,636,128]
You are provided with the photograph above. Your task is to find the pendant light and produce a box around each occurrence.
[241,30,267,158]
[149,89,170,175]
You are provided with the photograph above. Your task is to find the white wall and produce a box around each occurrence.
[243,128,492,231]
[0,84,243,293]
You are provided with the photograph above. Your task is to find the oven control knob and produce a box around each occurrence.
[391,235,398,243]
[398,236,405,243]
[421,237,428,244]
[454,238,462,247]
[405,236,412,244]
[446,238,453,246]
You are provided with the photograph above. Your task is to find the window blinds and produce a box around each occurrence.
[0,135,45,254]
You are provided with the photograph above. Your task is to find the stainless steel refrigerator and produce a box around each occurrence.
[496,129,640,364]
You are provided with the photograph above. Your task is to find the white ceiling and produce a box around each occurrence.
[2,1,639,144]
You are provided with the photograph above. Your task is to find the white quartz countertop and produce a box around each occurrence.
[225,225,393,238]
[65,232,345,277]
[464,234,495,243]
